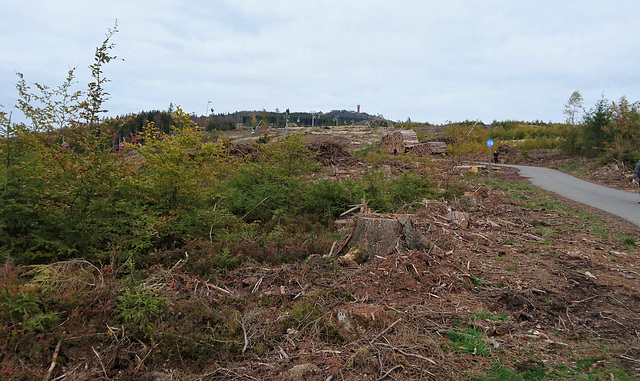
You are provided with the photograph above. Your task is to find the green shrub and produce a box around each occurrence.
[117,286,166,338]
[513,138,558,152]
[357,170,390,212]
[221,162,302,223]
[389,172,435,212]
[302,179,359,222]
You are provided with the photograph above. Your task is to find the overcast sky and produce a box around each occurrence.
[1,1,639,124]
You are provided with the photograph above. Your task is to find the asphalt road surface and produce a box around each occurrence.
[496,164,640,227]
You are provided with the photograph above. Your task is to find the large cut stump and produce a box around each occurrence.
[347,216,402,259]
[338,215,432,264]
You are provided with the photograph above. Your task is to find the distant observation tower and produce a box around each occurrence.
[357,104,360,114]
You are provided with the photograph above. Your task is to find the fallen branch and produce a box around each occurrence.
[277,346,289,359]
[341,203,364,217]
[571,295,603,304]
[600,311,626,327]
[522,233,544,241]
[377,343,437,365]
[370,318,402,344]
[43,339,63,381]
[50,364,81,381]
[241,316,250,354]
[206,282,234,295]
[251,277,263,294]
[619,354,640,364]
[326,241,337,258]
[242,196,269,220]
[332,231,353,257]
[377,365,403,380]
[469,232,491,242]
[91,346,108,379]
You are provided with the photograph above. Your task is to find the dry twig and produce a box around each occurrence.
[91,346,108,379]
[377,365,404,380]
[370,318,402,344]
[600,312,626,327]
[206,282,234,295]
[377,342,437,365]
[43,339,63,381]
[242,196,269,220]
[620,355,640,364]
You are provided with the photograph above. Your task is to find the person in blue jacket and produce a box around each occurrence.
[632,160,640,202]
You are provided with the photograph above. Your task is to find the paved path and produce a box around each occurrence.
[494,164,640,227]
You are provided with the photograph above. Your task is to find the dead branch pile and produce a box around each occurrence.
[496,144,523,162]
[306,140,360,167]
[229,143,264,160]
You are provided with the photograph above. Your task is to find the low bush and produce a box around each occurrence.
[302,179,359,222]
[117,286,167,339]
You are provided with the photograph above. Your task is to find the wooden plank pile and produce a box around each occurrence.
[400,130,419,147]
[379,129,449,156]
[426,141,447,154]
[410,143,433,156]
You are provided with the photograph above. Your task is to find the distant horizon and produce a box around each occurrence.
[2,1,639,125]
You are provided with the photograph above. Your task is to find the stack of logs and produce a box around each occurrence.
[378,130,448,156]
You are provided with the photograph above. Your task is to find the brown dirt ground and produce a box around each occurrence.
[161,144,640,380]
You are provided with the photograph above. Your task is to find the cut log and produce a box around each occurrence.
[426,141,447,154]
[336,247,369,266]
[409,142,432,156]
[400,130,420,146]
[379,130,405,154]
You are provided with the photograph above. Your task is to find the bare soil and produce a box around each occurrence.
[167,139,640,380]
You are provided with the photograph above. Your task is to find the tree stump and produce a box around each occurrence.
[343,216,402,259]
[339,215,432,262]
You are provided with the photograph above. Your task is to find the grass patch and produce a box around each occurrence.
[473,360,547,381]
[474,356,634,381]
[560,160,579,170]
[468,310,509,321]
[618,234,637,249]
[471,276,487,287]
[447,327,490,356]
[587,224,609,239]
